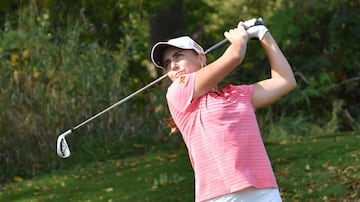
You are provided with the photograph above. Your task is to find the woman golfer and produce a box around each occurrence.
[151,21,296,202]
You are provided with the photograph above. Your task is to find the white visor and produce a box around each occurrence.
[151,36,204,68]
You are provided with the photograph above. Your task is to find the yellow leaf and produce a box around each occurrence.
[115,161,122,168]
[168,154,178,159]
[11,54,20,63]
[33,69,41,79]
[103,187,113,192]
[13,70,19,81]
[304,164,311,171]
[155,156,166,161]
[13,176,23,182]
[22,49,30,59]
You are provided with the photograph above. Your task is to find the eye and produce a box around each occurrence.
[162,50,184,70]
[174,52,183,59]
[164,62,171,70]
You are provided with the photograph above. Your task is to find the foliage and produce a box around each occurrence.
[265,0,360,131]
[180,0,360,132]
[0,1,169,183]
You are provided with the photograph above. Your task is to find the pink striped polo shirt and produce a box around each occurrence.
[166,73,278,202]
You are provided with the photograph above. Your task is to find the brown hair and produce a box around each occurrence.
[164,117,179,135]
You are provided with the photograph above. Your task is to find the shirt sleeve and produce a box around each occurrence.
[233,84,255,111]
[246,84,255,111]
[166,73,196,112]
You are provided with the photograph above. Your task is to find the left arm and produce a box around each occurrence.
[252,32,297,109]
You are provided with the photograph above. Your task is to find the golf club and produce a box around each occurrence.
[56,73,168,158]
[57,17,264,158]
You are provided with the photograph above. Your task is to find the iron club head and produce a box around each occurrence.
[56,129,72,158]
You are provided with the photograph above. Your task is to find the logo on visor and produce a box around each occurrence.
[179,75,186,84]
[193,42,203,53]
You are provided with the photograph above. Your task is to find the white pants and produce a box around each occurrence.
[206,188,282,202]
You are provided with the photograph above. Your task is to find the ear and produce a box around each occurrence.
[199,54,206,67]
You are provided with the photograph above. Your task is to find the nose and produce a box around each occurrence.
[169,61,179,71]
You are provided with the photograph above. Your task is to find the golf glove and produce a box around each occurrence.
[237,18,263,29]
[242,18,260,29]
[246,25,269,40]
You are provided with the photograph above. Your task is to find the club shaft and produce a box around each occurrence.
[72,73,168,131]
[204,39,229,54]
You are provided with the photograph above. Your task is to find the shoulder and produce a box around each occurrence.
[166,73,196,112]
[167,73,196,97]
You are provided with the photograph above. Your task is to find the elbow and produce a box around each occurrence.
[288,77,297,91]
[282,76,297,94]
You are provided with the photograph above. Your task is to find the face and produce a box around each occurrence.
[162,47,205,81]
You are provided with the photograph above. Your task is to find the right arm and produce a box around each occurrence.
[193,27,248,99]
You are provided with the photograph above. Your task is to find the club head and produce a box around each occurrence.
[56,130,72,158]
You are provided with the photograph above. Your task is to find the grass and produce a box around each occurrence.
[0,132,359,202]
[268,133,359,201]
